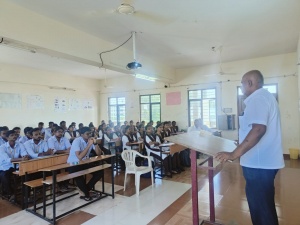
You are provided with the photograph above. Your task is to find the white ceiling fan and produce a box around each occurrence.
[206,46,236,76]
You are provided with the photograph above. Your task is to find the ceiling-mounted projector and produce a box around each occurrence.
[126,31,142,70]
[127,61,142,70]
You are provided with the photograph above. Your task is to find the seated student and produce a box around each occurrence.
[44,121,54,141]
[162,121,171,137]
[0,126,9,146]
[67,127,103,201]
[64,125,80,144]
[0,130,29,201]
[24,128,53,159]
[78,123,84,131]
[102,127,120,155]
[60,121,68,132]
[98,123,106,140]
[38,122,45,134]
[19,127,33,144]
[144,125,172,176]
[171,121,179,134]
[12,127,22,143]
[136,125,145,142]
[122,125,138,150]
[113,125,122,138]
[155,124,183,173]
[48,126,71,154]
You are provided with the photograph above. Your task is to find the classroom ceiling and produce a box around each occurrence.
[2,0,300,79]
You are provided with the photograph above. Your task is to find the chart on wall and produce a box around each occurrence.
[82,99,94,110]
[54,97,67,112]
[27,95,44,109]
[69,98,81,110]
[0,93,22,109]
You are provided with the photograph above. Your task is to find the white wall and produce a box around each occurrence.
[0,63,101,132]
[100,52,299,154]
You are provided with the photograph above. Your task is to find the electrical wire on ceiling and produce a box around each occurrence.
[99,33,133,68]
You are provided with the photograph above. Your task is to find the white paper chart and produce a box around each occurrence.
[0,93,22,109]
[27,95,44,109]
[54,97,67,112]
[69,98,81,110]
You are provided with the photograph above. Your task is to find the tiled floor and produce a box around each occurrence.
[1,157,300,225]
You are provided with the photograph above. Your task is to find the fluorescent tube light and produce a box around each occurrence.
[134,74,157,82]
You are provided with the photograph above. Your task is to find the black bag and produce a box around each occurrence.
[180,149,191,167]
[140,158,155,178]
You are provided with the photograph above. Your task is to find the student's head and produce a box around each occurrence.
[124,121,128,125]
[60,121,66,127]
[163,121,169,130]
[6,130,16,142]
[38,122,44,129]
[12,127,21,137]
[149,120,154,126]
[145,125,153,134]
[0,126,9,139]
[24,127,33,138]
[139,126,145,132]
[88,122,94,128]
[71,122,76,127]
[54,126,64,138]
[194,119,200,128]
[105,127,112,134]
[156,123,163,132]
[172,121,176,126]
[48,121,54,128]
[114,125,120,132]
[129,120,134,125]
[141,121,145,126]
[78,123,83,129]
[124,125,131,134]
[68,125,74,132]
[241,70,264,97]
[101,120,105,124]
[31,128,42,142]
[79,127,92,141]
[136,122,140,127]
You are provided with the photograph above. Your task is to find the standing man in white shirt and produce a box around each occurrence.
[216,70,284,225]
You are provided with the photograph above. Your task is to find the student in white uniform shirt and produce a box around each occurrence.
[19,127,33,144]
[0,126,9,146]
[64,125,80,144]
[67,127,103,201]
[12,127,22,143]
[24,128,53,159]
[48,126,71,154]
[0,130,29,201]
[44,121,54,141]
[102,127,120,154]
[121,125,138,150]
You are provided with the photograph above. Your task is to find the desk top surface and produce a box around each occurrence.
[39,154,113,172]
[12,153,69,164]
[165,131,235,157]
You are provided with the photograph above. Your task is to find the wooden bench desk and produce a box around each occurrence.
[24,155,114,225]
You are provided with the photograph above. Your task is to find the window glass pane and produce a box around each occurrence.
[141,104,150,123]
[189,100,201,126]
[118,105,126,123]
[109,98,116,105]
[203,89,215,98]
[238,87,243,96]
[117,97,125,104]
[202,99,216,128]
[263,85,277,94]
[150,95,160,103]
[151,104,161,122]
[189,90,201,99]
[109,106,117,124]
[141,96,150,103]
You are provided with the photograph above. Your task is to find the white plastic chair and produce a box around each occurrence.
[121,150,154,196]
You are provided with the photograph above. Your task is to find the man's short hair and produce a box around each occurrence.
[24,127,33,134]
[38,122,44,126]
[6,130,16,138]
[13,127,21,131]
[55,126,64,132]
[30,127,41,135]
[0,126,9,132]
[79,127,91,135]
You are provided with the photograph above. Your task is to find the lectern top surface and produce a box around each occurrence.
[165,131,235,157]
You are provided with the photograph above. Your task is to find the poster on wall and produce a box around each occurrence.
[27,95,44,109]
[0,93,22,109]
[54,97,67,112]
[69,98,81,110]
[82,99,93,110]
[166,92,181,105]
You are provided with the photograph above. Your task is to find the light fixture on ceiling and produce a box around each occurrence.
[134,74,156,82]
[49,86,76,91]
[0,38,36,53]
[117,3,135,15]
[126,31,142,70]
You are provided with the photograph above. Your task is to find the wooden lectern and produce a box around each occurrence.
[165,131,235,225]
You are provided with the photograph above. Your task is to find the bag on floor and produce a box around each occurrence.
[180,149,191,167]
